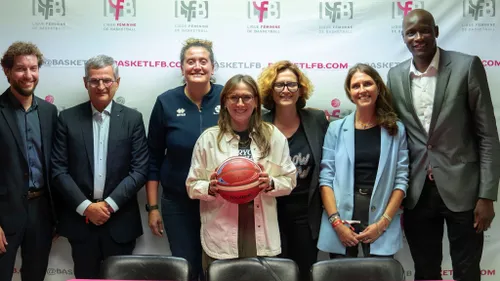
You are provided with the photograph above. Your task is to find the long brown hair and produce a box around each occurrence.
[217,74,273,159]
[344,63,399,136]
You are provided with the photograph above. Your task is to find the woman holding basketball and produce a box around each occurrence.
[317,63,409,258]
[146,38,223,280]
[186,74,297,271]
[258,60,328,281]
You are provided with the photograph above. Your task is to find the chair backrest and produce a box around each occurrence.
[311,257,405,281]
[99,255,191,281]
[206,257,300,281]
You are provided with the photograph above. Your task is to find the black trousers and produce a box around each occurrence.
[278,197,318,281]
[69,221,136,279]
[404,179,483,281]
[0,194,53,281]
[329,192,392,259]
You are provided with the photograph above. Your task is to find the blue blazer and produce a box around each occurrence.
[317,112,409,256]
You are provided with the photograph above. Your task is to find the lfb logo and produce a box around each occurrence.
[175,1,209,22]
[464,0,496,20]
[104,0,136,21]
[392,1,424,18]
[248,1,280,23]
[319,2,353,23]
[32,0,65,20]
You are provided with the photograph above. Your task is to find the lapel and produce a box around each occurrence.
[373,127,391,193]
[106,101,124,175]
[36,97,52,172]
[401,60,428,135]
[428,48,451,137]
[0,88,28,162]
[298,110,320,171]
[342,113,355,165]
[81,102,95,176]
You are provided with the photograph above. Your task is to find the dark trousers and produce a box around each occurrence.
[161,196,202,281]
[278,198,318,281]
[404,179,483,281]
[69,222,136,278]
[0,195,53,281]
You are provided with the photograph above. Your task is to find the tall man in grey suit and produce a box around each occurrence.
[0,42,58,281]
[387,9,500,281]
[51,55,148,278]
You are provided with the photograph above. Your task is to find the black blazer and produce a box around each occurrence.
[51,101,148,243]
[0,89,58,235]
[263,108,329,239]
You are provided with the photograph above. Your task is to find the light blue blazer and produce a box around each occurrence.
[317,112,409,256]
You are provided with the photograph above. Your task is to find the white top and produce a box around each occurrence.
[186,125,297,259]
[76,102,119,215]
[409,48,440,134]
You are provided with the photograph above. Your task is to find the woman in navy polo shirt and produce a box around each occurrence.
[145,38,223,280]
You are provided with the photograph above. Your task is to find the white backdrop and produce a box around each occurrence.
[0,0,499,280]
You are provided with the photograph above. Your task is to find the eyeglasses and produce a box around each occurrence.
[227,95,254,104]
[87,78,116,88]
[273,82,300,93]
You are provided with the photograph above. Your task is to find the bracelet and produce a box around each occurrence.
[328,212,340,224]
[331,219,343,228]
[382,213,392,223]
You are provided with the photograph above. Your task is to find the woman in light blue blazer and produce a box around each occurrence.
[317,63,409,257]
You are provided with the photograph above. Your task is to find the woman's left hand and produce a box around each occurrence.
[355,221,384,244]
[257,163,274,192]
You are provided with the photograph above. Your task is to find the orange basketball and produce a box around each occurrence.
[216,156,262,204]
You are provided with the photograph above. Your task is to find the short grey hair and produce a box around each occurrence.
[84,55,119,80]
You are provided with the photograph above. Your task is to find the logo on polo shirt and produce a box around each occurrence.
[176,108,186,117]
[213,105,220,115]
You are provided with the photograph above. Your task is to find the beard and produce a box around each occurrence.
[11,80,37,97]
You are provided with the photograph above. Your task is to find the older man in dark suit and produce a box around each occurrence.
[387,9,500,281]
[51,54,148,279]
[0,42,58,281]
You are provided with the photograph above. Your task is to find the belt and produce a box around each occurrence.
[92,199,105,203]
[27,188,46,200]
[355,188,372,196]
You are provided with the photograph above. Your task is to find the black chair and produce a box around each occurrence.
[99,255,191,281]
[311,257,405,281]
[206,257,300,281]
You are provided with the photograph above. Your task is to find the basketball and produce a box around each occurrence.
[215,156,262,204]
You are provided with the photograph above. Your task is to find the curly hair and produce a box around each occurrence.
[344,63,399,136]
[217,74,273,159]
[180,38,214,64]
[1,41,44,70]
[257,60,314,110]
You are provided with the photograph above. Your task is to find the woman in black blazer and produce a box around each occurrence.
[259,60,329,281]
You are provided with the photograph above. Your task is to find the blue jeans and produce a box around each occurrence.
[161,196,202,280]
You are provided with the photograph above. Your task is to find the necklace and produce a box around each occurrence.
[356,119,377,129]
[239,138,251,147]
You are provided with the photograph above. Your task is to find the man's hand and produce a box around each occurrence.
[0,226,8,254]
[148,209,164,237]
[474,198,495,233]
[84,203,111,226]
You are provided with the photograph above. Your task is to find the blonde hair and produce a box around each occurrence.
[217,74,273,159]
[257,60,314,110]
[180,38,214,63]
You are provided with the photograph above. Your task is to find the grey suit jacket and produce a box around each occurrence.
[387,48,500,212]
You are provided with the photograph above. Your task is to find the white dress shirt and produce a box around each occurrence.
[409,48,440,134]
[186,125,297,259]
[76,102,119,215]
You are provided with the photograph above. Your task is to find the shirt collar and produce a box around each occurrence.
[8,89,38,111]
[91,101,113,116]
[409,48,440,77]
